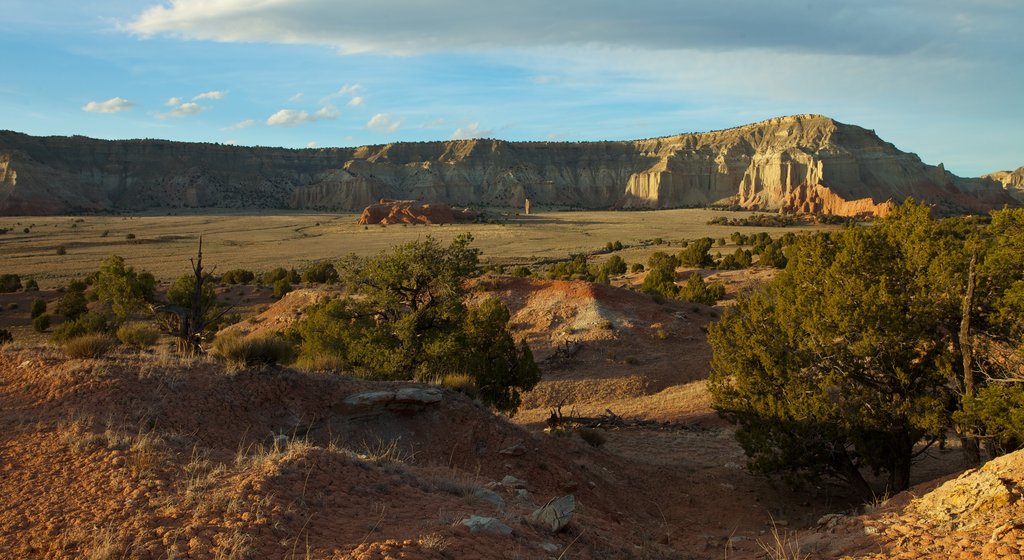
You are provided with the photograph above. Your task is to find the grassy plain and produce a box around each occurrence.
[0,209,837,287]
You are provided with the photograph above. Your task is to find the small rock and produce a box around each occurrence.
[530,495,575,533]
[540,542,560,552]
[461,515,512,536]
[501,475,527,489]
[472,488,505,510]
[816,513,845,530]
[515,488,531,500]
[499,443,526,456]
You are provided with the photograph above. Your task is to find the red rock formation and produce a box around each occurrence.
[357,199,479,225]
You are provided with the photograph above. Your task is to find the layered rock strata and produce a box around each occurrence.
[0,115,1015,216]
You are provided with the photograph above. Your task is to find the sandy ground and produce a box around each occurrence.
[0,271,1015,559]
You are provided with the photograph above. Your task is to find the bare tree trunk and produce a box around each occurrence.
[959,250,982,465]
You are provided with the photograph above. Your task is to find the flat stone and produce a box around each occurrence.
[343,390,395,408]
[394,386,442,404]
[501,475,527,489]
[461,515,512,536]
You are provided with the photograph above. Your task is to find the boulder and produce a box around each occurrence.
[529,495,575,533]
[343,391,395,408]
[472,488,506,510]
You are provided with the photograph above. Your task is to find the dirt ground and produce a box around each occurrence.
[2,269,1006,559]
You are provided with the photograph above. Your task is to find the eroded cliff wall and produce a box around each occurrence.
[0,115,1015,216]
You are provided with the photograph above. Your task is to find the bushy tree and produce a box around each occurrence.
[640,252,679,298]
[677,272,726,305]
[55,287,88,320]
[677,238,714,267]
[296,234,539,414]
[708,208,960,496]
[93,255,155,321]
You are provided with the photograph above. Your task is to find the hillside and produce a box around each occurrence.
[1,115,1015,216]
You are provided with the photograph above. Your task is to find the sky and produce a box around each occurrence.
[2,0,1021,177]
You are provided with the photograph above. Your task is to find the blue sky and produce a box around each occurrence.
[3,0,1021,177]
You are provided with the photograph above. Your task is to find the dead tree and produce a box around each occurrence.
[154,237,229,355]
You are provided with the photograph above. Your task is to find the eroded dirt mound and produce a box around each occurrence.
[474,277,715,423]
[791,450,1024,559]
[0,346,723,559]
[357,199,479,225]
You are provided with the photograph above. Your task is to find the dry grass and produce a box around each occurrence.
[63,334,116,359]
[757,519,809,560]
[85,527,121,560]
[213,332,295,369]
[0,210,835,287]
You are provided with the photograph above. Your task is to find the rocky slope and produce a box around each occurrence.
[1,115,1015,216]
[983,167,1024,203]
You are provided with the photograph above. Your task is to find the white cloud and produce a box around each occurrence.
[367,113,402,134]
[82,97,134,113]
[289,92,304,102]
[266,105,337,127]
[165,96,183,106]
[347,96,364,107]
[159,102,206,118]
[193,90,226,101]
[224,139,238,145]
[450,122,492,140]
[305,141,319,148]
[337,84,363,95]
[223,118,256,130]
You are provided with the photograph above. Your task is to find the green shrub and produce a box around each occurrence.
[23,279,38,291]
[511,266,532,278]
[0,274,22,293]
[630,263,644,273]
[55,289,88,319]
[213,333,295,367]
[221,269,255,284]
[32,314,50,333]
[30,298,47,318]
[116,322,160,349]
[272,279,292,299]
[56,246,67,255]
[51,311,111,343]
[300,262,339,284]
[0,328,11,346]
[62,334,116,359]
[677,272,726,305]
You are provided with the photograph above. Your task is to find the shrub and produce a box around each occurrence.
[272,279,292,299]
[630,263,644,273]
[117,322,160,349]
[0,328,11,345]
[0,274,22,293]
[56,246,67,255]
[221,269,255,284]
[677,272,726,305]
[63,334,116,359]
[32,314,51,333]
[30,298,47,318]
[125,233,135,240]
[300,262,339,284]
[23,279,38,291]
[213,333,295,367]
[511,266,532,278]
[51,311,111,343]
[93,255,156,321]
[677,238,714,267]
[55,289,88,319]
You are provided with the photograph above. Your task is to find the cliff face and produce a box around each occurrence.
[983,167,1024,203]
[0,115,1015,216]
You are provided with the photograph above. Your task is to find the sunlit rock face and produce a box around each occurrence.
[0,115,1015,216]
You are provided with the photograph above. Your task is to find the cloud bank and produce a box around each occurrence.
[266,106,338,127]
[127,0,1018,59]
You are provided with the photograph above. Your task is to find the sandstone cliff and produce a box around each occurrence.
[357,199,479,225]
[0,115,1015,216]
[983,167,1024,203]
